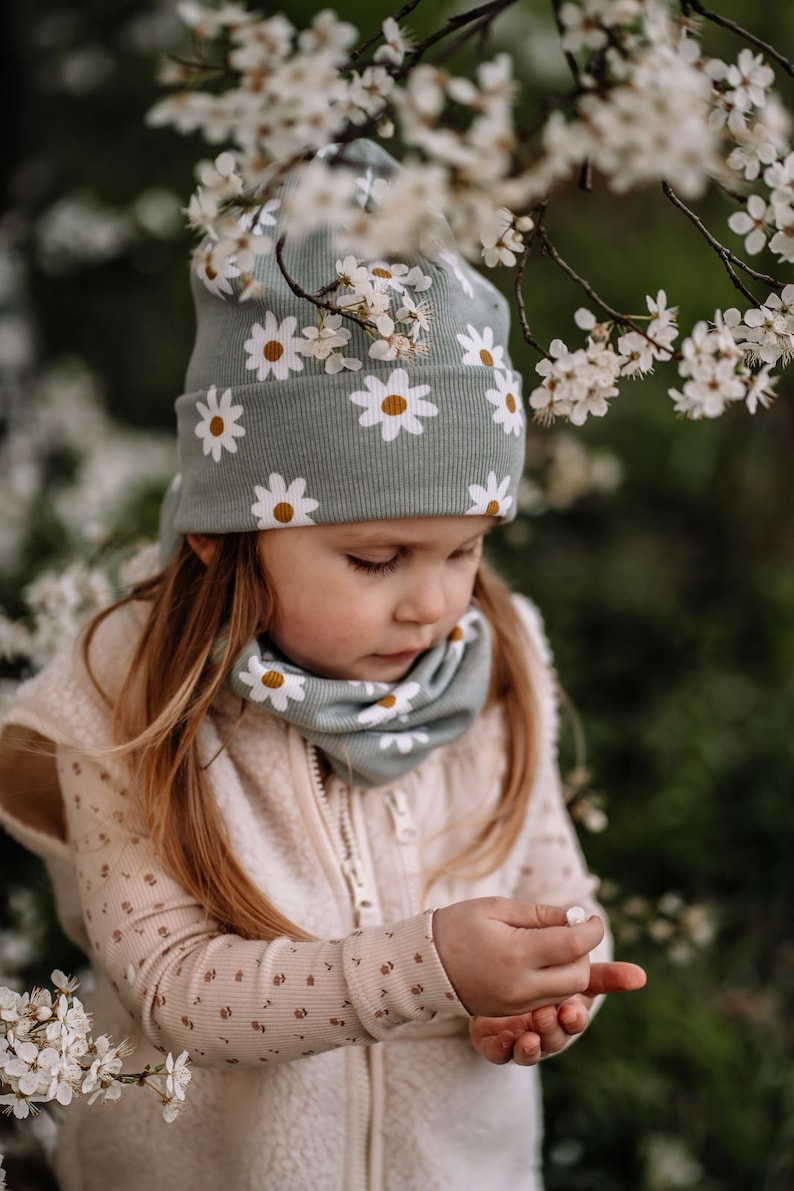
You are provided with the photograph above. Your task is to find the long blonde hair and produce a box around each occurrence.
[84,534,539,941]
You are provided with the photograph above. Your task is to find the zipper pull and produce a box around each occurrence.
[342,858,380,926]
[386,789,419,844]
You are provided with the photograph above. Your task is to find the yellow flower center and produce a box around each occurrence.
[479,348,494,366]
[378,694,397,708]
[272,502,294,524]
[505,393,516,413]
[371,267,392,279]
[381,394,408,417]
[209,416,225,437]
[261,670,285,689]
[205,263,218,281]
[449,626,464,642]
[264,340,284,363]
[485,500,500,516]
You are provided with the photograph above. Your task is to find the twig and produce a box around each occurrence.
[348,0,426,64]
[549,0,587,92]
[537,227,675,354]
[514,213,551,358]
[662,182,783,300]
[274,236,372,336]
[400,0,517,74]
[682,0,794,79]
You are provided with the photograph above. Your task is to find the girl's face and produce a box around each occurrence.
[257,515,492,682]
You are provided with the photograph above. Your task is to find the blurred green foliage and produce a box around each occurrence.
[2,1,794,1187]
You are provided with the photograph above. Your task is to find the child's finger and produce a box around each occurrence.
[511,1030,543,1066]
[470,1026,518,1065]
[585,961,647,996]
[528,1006,570,1055]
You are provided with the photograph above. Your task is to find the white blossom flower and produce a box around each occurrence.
[336,254,370,289]
[349,368,438,441]
[374,17,412,67]
[193,243,239,297]
[347,65,395,121]
[251,474,319,528]
[297,8,356,54]
[197,150,244,197]
[725,49,775,113]
[164,1050,192,1102]
[195,386,245,461]
[297,315,362,373]
[728,194,771,255]
[617,330,655,376]
[646,289,679,355]
[744,365,778,413]
[465,472,513,517]
[244,313,305,381]
[82,1036,125,1104]
[394,292,432,341]
[280,162,356,238]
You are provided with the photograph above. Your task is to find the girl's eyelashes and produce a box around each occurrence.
[345,544,480,575]
[346,555,400,575]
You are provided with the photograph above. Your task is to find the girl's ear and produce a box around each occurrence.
[186,533,217,566]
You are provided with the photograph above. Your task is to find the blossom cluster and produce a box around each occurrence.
[144,0,794,426]
[0,971,190,1124]
[527,282,790,423]
[612,891,717,966]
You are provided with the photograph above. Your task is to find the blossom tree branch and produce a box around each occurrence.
[661,182,783,301]
[682,0,794,79]
[147,0,794,425]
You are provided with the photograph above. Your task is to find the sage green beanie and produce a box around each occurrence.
[161,140,526,557]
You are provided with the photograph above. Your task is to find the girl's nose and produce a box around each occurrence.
[394,579,447,626]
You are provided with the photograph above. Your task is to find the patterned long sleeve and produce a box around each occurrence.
[58,749,466,1068]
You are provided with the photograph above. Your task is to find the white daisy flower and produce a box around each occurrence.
[465,472,514,517]
[485,371,524,436]
[358,681,421,726]
[355,168,389,209]
[457,324,507,370]
[350,368,438,442]
[194,385,245,461]
[368,260,409,291]
[251,474,319,528]
[446,608,483,660]
[348,680,390,697]
[438,249,474,297]
[244,312,305,381]
[238,657,306,711]
[379,729,430,754]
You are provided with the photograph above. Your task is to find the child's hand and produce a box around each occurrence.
[469,960,648,1065]
[432,897,606,1017]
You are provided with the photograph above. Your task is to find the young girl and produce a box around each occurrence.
[0,141,644,1190]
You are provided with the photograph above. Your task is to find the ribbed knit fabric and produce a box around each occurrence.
[161,139,526,550]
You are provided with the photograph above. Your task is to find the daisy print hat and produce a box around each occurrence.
[162,139,527,553]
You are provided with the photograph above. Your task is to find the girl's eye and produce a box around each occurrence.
[450,545,480,562]
[346,555,399,575]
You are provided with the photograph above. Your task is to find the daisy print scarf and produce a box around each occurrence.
[225,607,492,788]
